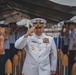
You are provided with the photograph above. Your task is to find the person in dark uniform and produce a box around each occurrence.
[16,26,28,39]
[16,25,28,53]
[4,23,10,62]
[63,22,70,54]
[68,20,76,75]
[9,21,19,61]
[58,25,65,50]
[0,23,6,75]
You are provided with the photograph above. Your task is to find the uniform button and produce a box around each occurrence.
[39,56,41,58]
[38,37,40,39]
[40,42,42,44]
[39,49,41,51]
[39,62,41,64]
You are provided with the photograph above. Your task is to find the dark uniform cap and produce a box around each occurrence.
[30,18,47,27]
[0,24,5,27]
[68,19,76,25]
[4,23,9,27]
[0,21,6,27]
[64,20,69,25]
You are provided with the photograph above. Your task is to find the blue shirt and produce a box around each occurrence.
[4,39,10,49]
[9,34,15,43]
[64,30,70,45]
[17,30,25,39]
[69,29,76,50]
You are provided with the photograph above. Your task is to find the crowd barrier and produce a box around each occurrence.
[5,49,76,75]
[57,49,76,75]
[72,63,76,75]
[5,49,26,75]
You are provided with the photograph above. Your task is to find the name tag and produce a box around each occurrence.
[31,41,37,43]
[31,39,37,43]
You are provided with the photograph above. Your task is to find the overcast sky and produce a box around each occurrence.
[49,0,76,6]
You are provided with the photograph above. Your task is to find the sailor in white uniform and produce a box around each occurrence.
[68,20,76,75]
[15,18,57,75]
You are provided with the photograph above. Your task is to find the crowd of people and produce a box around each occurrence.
[0,21,28,75]
[58,20,76,75]
[0,17,76,75]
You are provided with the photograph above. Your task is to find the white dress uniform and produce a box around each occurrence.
[68,28,76,75]
[15,33,57,75]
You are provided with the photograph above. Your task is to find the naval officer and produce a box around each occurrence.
[15,18,57,75]
[68,20,76,75]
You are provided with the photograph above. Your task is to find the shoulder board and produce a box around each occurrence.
[29,34,33,36]
[46,33,50,36]
[46,33,52,37]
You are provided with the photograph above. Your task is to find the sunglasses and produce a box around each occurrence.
[35,27,42,29]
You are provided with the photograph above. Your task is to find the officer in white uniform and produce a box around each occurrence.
[15,18,57,75]
[68,21,76,75]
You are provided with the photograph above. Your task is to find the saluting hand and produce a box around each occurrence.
[0,35,4,42]
[24,26,35,38]
[0,27,5,35]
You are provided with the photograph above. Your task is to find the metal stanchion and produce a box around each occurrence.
[5,59,12,75]
[58,49,63,75]
[13,54,19,75]
[72,63,76,75]
[62,54,68,75]
[17,50,22,75]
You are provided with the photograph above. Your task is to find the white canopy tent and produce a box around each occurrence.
[70,16,76,23]
[16,18,26,26]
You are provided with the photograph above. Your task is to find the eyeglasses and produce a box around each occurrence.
[35,27,42,29]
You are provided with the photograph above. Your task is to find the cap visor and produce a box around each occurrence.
[33,24,43,27]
